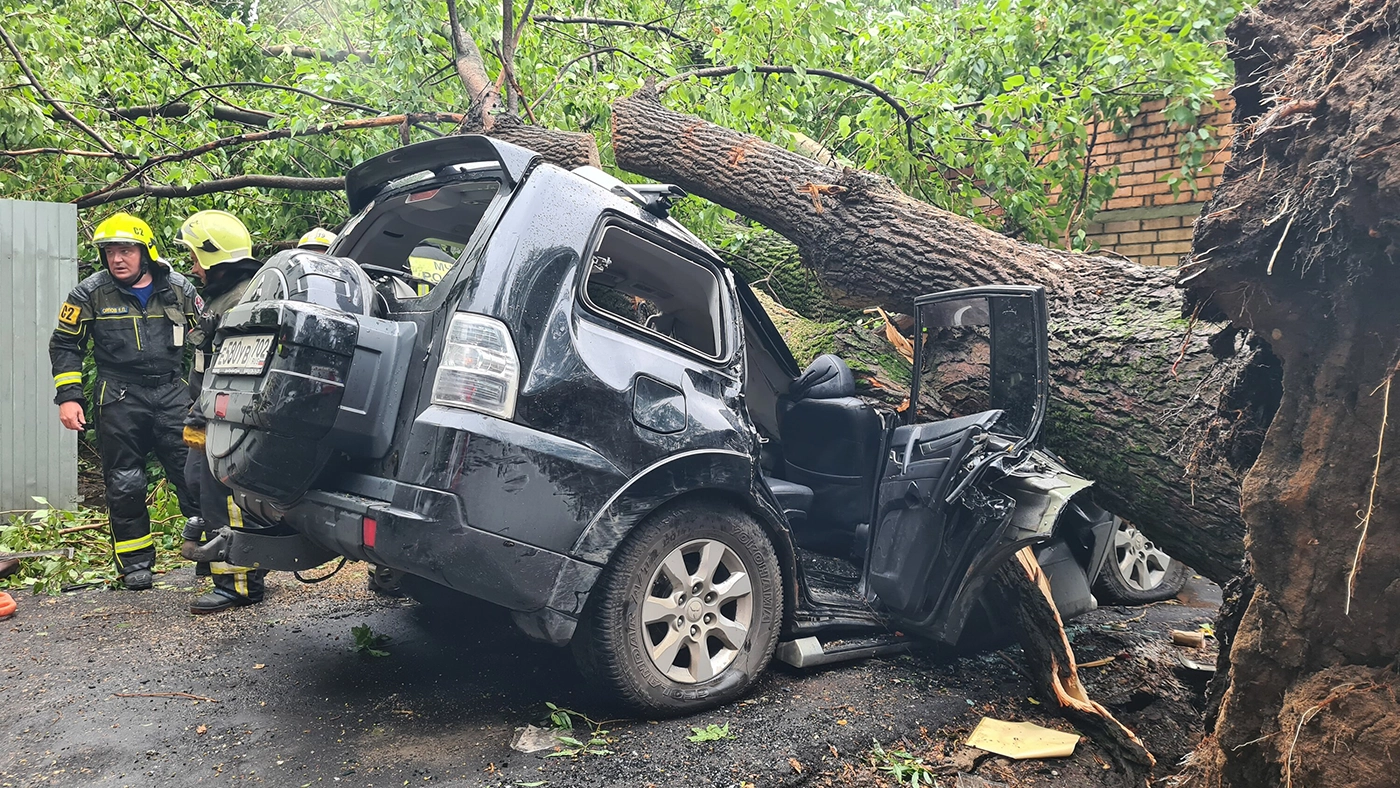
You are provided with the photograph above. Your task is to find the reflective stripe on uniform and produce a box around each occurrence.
[226,497,244,529]
[54,371,83,388]
[113,533,154,553]
[209,562,251,597]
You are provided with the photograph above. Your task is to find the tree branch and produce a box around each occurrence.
[155,81,382,115]
[0,22,128,164]
[156,0,198,37]
[532,14,692,45]
[1,147,126,158]
[73,112,465,208]
[445,0,499,127]
[657,64,915,128]
[261,44,374,63]
[117,0,197,45]
[81,174,345,207]
[529,47,624,112]
[113,101,273,127]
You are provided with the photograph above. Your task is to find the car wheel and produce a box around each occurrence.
[579,500,783,716]
[1094,520,1191,604]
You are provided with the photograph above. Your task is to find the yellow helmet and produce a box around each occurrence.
[175,210,254,269]
[93,212,159,260]
[297,227,336,250]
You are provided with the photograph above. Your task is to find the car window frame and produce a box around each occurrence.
[576,213,735,368]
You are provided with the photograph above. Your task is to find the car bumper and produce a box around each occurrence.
[282,474,600,645]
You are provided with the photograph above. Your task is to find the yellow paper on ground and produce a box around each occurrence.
[965,718,1079,759]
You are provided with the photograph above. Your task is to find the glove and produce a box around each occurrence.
[183,425,206,450]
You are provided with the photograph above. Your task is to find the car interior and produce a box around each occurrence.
[334,178,498,307]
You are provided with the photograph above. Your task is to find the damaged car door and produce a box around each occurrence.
[865,286,1110,643]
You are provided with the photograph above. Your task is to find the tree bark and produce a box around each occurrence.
[1000,548,1156,784]
[1180,2,1400,786]
[610,85,1269,583]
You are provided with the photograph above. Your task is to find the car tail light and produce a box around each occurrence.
[431,313,520,419]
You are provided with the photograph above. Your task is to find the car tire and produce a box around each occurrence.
[578,500,783,716]
[1094,521,1191,604]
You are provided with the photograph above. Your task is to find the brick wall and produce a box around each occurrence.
[1082,89,1234,267]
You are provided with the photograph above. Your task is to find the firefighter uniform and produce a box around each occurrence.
[175,210,267,613]
[50,213,201,587]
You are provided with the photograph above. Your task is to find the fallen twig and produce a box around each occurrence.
[113,692,219,703]
[58,522,107,535]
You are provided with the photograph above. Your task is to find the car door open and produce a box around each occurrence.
[865,286,1051,639]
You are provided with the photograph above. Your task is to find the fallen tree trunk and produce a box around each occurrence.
[611,85,1271,582]
[1179,2,1400,786]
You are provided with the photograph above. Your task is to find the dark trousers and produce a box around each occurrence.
[95,378,197,574]
[184,445,266,601]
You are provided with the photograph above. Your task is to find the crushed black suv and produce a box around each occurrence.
[196,136,1116,714]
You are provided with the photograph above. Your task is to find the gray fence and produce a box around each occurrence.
[0,199,79,511]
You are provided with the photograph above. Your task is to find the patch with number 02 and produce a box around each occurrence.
[58,302,81,326]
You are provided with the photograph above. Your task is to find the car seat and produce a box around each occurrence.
[779,355,885,539]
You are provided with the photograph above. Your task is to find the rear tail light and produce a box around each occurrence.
[431,313,520,419]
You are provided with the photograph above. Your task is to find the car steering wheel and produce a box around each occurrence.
[358,263,434,289]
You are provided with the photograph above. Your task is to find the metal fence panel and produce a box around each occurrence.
[0,199,79,511]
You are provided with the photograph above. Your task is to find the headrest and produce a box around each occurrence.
[790,354,855,400]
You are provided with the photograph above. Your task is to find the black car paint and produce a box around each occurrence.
[206,135,1105,652]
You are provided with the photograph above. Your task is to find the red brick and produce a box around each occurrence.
[1118,230,1158,245]
[1100,220,1141,234]
[1157,227,1195,242]
[1143,216,1185,231]
[1117,172,1154,186]
[1105,195,1145,210]
[1112,243,1152,256]
[1152,191,1191,206]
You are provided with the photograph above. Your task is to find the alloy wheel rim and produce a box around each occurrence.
[639,538,753,684]
[1113,522,1171,591]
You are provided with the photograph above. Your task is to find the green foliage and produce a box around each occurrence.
[350,623,391,656]
[868,740,941,786]
[687,722,734,742]
[0,0,1241,253]
[0,480,190,594]
[541,703,614,757]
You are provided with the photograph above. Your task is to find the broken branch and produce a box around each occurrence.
[82,174,344,207]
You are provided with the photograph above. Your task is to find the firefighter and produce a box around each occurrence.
[174,210,269,613]
[297,226,336,252]
[50,212,201,590]
[408,243,455,296]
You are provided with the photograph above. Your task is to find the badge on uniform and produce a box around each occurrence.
[58,302,81,325]
[173,323,185,345]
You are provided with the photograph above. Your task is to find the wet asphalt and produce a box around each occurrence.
[0,566,1220,788]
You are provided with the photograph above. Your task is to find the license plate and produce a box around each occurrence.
[211,334,275,375]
